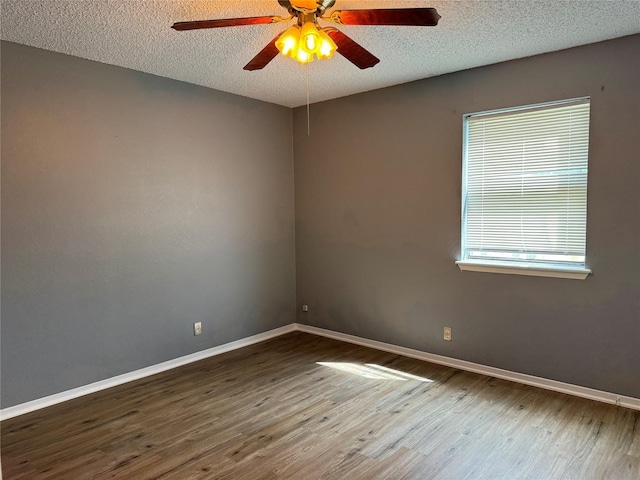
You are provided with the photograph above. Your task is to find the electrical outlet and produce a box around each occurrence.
[302,304,309,312]
[194,322,202,336]
[443,326,452,341]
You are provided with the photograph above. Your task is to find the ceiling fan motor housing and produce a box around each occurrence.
[279,0,337,16]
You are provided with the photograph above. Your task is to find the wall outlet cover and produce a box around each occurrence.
[444,327,452,341]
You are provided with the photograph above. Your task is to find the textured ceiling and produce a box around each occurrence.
[1,1,639,107]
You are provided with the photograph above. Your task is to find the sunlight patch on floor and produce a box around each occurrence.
[317,362,432,382]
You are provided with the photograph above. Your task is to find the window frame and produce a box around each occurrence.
[456,97,592,280]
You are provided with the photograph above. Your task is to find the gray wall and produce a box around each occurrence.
[294,35,640,398]
[1,41,296,408]
[2,35,639,410]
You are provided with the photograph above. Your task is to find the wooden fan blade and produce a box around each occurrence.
[244,35,281,71]
[326,29,380,69]
[329,8,441,26]
[172,16,277,31]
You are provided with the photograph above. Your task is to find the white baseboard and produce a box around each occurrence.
[295,324,640,411]
[3,322,638,420]
[0,324,296,421]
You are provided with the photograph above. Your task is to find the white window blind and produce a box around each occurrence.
[461,98,590,270]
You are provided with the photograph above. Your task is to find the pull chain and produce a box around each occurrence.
[306,62,310,136]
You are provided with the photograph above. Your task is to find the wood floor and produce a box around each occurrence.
[1,332,638,480]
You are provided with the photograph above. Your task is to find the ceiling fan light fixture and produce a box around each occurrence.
[276,26,313,64]
[277,21,337,64]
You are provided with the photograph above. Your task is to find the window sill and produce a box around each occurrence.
[455,260,591,280]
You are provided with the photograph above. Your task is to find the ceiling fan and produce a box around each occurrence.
[172,0,441,71]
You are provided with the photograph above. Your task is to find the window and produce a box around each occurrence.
[457,98,591,279]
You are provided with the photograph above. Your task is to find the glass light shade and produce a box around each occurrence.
[276,25,301,57]
[317,29,338,60]
[300,21,320,54]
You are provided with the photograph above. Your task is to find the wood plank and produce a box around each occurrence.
[2,331,638,479]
